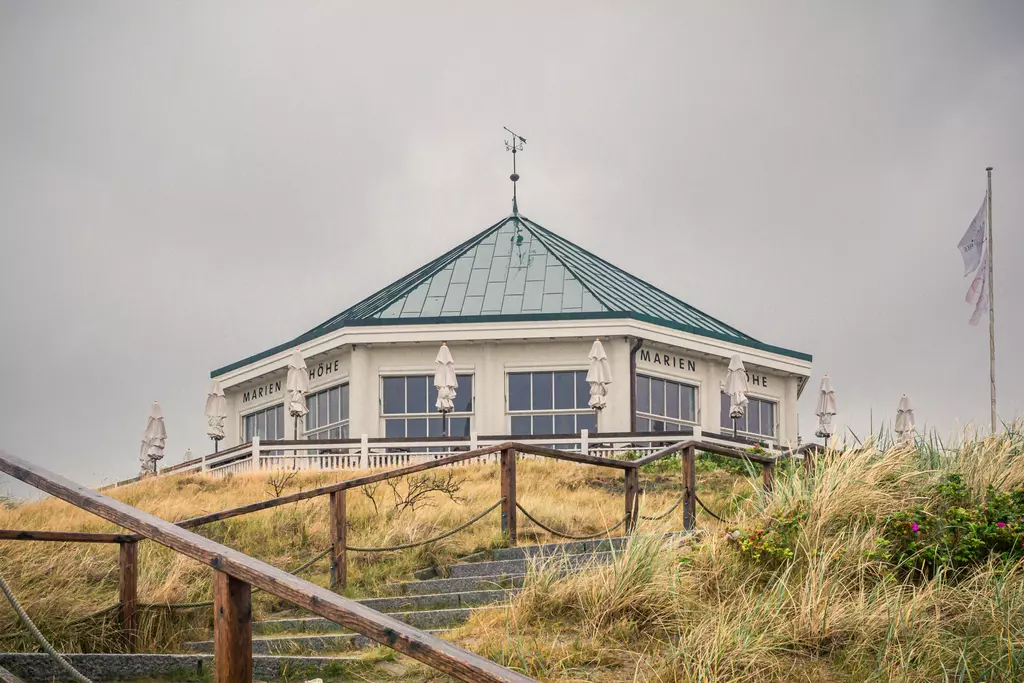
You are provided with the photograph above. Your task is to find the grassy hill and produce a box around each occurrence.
[2,433,1023,682]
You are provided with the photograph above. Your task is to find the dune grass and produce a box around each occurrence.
[456,430,1024,682]
[0,456,720,656]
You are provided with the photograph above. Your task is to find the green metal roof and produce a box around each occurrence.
[212,212,811,377]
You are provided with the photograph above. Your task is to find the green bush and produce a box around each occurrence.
[730,505,807,566]
[869,474,1024,576]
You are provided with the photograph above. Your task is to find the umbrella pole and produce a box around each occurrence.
[733,418,737,438]
[214,439,219,454]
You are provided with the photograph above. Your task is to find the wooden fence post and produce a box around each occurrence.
[681,445,696,531]
[624,468,639,534]
[762,461,776,496]
[118,540,138,652]
[330,490,347,590]
[213,571,252,683]
[803,449,815,478]
[500,447,517,544]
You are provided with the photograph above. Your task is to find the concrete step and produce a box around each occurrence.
[0,652,372,682]
[189,628,447,655]
[189,606,495,654]
[447,551,613,578]
[457,532,689,564]
[254,605,494,635]
[355,588,514,614]
[380,574,526,596]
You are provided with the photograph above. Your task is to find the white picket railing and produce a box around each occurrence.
[157,426,786,480]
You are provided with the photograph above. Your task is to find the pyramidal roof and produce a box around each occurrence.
[212,213,810,376]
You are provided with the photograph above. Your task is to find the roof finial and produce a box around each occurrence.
[504,126,526,215]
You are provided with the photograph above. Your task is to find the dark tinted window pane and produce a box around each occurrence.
[454,375,473,412]
[762,402,775,436]
[449,417,471,437]
[306,396,315,430]
[385,419,405,438]
[720,393,731,430]
[651,379,665,416]
[318,392,329,426]
[636,417,650,432]
[508,373,531,411]
[554,414,575,435]
[511,415,532,436]
[328,427,340,439]
[652,420,665,433]
[576,371,589,409]
[340,424,349,438]
[276,406,284,439]
[428,417,444,437]
[666,383,680,419]
[328,387,340,424]
[428,382,438,412]
[532,372,553,410]
[340,384,349,420]
[681,386,695,422]
[383,377,405,414]
[407,376,428,414]
[747,400,761,435]
[533,414,553,435]
[637,375,650,413]
[554,372,575,410]
[577,411,597,434]
[257,410,266,437]
[406,418,427,438]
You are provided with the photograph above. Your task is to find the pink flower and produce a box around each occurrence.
[997,522,1006,528]
[911,523,920,532]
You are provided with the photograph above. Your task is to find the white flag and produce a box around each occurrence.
[957,192,988,276]
[966,245,989,326]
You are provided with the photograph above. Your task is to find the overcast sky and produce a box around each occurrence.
[1,1,1022,497]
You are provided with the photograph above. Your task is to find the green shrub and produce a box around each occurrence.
[730,505,807,566]
[869,473,1024,576]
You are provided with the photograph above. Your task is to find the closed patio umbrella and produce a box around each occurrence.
[140,401,166,476]
[725,355,749,437]
[205,379,227,452]
[434,343,458,435]
[586,339,611,413]
[895,394,916,444]
[286,349,309,438]
[814,375,837,439]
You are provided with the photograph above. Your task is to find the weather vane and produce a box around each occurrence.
[504,126,526,214]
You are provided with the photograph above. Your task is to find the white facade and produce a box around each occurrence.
[215,317,810,448]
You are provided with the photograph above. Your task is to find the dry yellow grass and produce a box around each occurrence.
[0,456,724,656]
[456,431,1024,683]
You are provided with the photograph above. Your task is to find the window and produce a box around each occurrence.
[305,383,349,440]
[507,371,596,436]
[381,374,473,438]
[635,374,697,432]
[720,393,777,438]
[243,404,285,441]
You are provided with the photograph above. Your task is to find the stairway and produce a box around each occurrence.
[0,537,632,681]
[186,535,627,656]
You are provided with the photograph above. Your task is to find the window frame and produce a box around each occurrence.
[378,372,475,438]
[304,381,351,441]
[719,391,778,440]
[634,371,700,433]
[241,403,286,442]
[505,369,597,436]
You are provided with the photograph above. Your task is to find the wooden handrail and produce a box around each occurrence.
[0,449,535,683]
[160,441,633,535]
[0,530,133,543]
[628,439,775,467]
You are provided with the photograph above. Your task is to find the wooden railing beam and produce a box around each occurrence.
[500,447,517,544]
[681,445,696,531]
[0,449,536,683]
[0,530,132,543]
[330,490,347,590]
[213,571,252,683]
[118,540,138,652]
[623,468,639,534]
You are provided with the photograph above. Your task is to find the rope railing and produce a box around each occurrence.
[693,491,737,525]
[638,490,687,521]
[348,499,504,553]
[516,503,626,541]
[0,570,92,683]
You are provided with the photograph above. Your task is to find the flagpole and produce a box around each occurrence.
[986,166,997,433]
